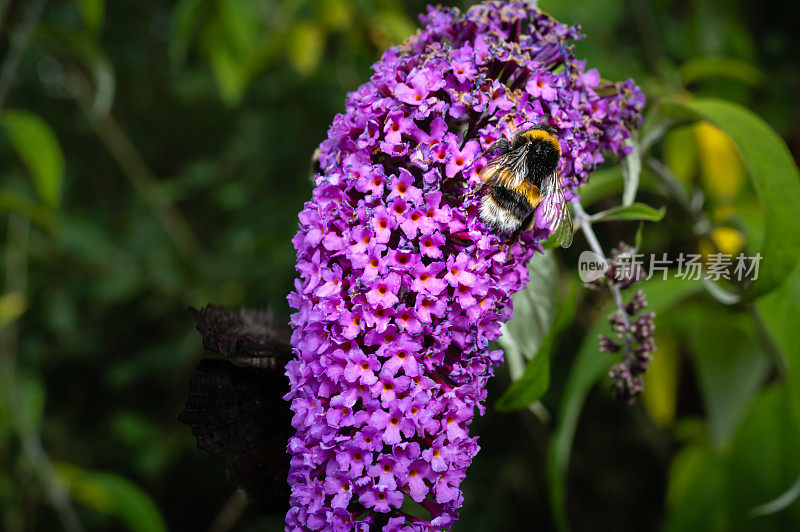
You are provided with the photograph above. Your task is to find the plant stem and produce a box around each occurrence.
[207,489,248,532]
[71,72,208,264]
[573,202,633,357]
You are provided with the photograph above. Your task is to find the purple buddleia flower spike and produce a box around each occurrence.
[286,1,644,529]
[591,244,656,404]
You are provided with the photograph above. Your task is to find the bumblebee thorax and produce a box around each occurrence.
[525,138,560,181]
[514,126,561,181]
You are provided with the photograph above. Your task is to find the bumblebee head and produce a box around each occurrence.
[535,124,558,137]
[518,125,561,180]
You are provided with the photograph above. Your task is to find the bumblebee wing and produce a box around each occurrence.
[478,147,527,188]
[539,171,574,248]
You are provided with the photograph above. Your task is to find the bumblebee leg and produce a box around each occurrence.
[464,182,484,199]
[506,227,524,244]
[505,212,533,244]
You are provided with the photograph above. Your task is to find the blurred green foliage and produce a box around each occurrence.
[0,0,798,530]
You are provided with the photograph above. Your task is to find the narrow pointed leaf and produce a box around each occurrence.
[590,202,665,223]
[1,110,65,208]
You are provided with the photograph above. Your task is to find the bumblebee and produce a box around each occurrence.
[476,125,573,247]
[309,146,322,181]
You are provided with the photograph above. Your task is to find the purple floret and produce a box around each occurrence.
[285,2,644,529]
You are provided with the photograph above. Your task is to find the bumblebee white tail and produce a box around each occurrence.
[479,196,522,233]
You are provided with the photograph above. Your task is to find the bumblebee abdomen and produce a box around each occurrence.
[480,196,522,232]
[479,185,534,232]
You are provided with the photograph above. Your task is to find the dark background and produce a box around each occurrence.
[0,0,798,530]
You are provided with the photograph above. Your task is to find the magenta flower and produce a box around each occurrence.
[285,1,643,529]
[410,261,446,295]
[443,134,481,178]
[526,70,558,101]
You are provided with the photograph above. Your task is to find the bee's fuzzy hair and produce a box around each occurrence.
[479,196,522,233]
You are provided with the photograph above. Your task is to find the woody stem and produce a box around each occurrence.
[573,202,634,358]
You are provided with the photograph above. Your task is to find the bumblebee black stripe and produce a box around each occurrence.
[489,184,534,220]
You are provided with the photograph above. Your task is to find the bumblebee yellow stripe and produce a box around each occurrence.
[523,129,561,156]
[514,181,542,209]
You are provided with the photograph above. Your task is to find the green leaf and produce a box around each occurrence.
[684,308,769,448]
[642,331,679,426]
[750,474,800,518]
[499,251,558,379]
[589,202,666,223]
[56,463,167,532]
[497,344,550,412]
[76,0,105,33]
[702,277,743,305]
[666,445,728,532]
[578,166,623,206]
[665,386,800,530]
[665,97,800,301]
[547,276,703,531]
[1,373,47,433]
[497,277,579,411]
[756,265,800,430]
[202,0,263,106]
[680,57,763,87]
[634,221,644,251]
[170,0,212,64]
[18,375,46,432]
[1,110,65,208]
[0,190,56,229]
[727,386,800,527]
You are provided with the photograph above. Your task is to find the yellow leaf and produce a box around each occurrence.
[698,237,714,262]
[663,126,697,185]
[0,291,27,328]
[320,0,353,31]
[288,22,325,76]
[643,331,679,427]
[698,227,746,260]
[695,121,745,201]
[711,227,745,255]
